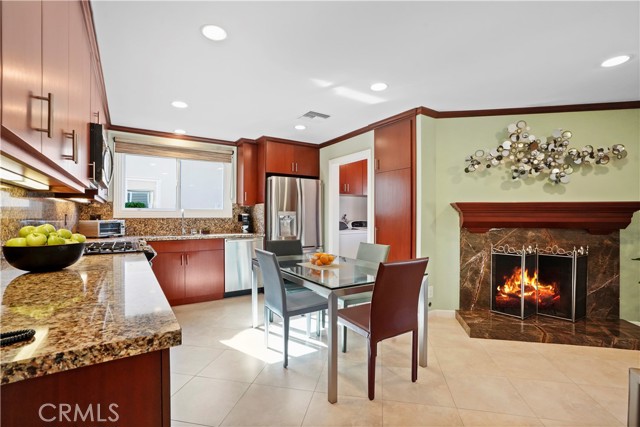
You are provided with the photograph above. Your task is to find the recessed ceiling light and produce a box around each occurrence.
[171,100,188,109]
[174,129,187,135]
[601,55,630,68]
[201,25,227,41]
[370,82,388,92]
[294,124,306,130]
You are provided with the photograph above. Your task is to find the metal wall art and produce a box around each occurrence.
[464,120,627,184]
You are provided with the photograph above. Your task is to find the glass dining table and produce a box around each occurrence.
[251,254,429,403]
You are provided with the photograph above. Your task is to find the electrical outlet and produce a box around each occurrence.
[428,286,434,299]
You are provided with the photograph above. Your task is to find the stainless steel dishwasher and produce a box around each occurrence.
[224,237,263,296]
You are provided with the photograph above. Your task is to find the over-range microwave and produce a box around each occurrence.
[89,123,113,190]
[78,220,125,238]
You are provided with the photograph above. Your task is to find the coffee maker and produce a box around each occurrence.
[238,213,252,233]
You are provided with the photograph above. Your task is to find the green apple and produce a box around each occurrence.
[71,233,86,243]
[26,233,47,246]
[35,225,51,237]
[65,239,79,244]
[57,228,72,239]
[42,223,56,234]
[5,237,27,247]
[48,231,59,237]
[47,235,65,246]
[18,226,36,238]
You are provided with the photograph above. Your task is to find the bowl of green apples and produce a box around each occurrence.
[2,224,87,272]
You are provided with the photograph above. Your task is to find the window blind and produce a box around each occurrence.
[114,137,233,163]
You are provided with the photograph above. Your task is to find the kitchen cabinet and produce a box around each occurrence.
[374,118,413,173]
[149,239,225,305]
[264,139,319,177]
[374,117,415,261]
[1,0,102,193]
[237,140,257,205]
[339,159,367,196]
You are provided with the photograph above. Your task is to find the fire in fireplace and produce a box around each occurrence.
[491,245,588,321]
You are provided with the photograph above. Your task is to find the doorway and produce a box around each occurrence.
[326,150,374,255]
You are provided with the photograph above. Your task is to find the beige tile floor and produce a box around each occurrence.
[170,295,639,427]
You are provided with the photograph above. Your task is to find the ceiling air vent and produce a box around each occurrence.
[300,111,330,120]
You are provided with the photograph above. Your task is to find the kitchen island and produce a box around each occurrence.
[0,252,181,427]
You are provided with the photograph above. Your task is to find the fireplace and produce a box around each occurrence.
[491,245,588,322]
[451,202,640,349]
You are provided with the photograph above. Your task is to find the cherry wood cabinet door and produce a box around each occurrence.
[41,0,69,165]
[1,0,43,152]
[151,251,186,303]
[293,144,319,177]
[339,161,363,195]
[237,142,257,205]
[184,250,225,300]
[265,141,295,174]
[361,159,368,196]
[374,118,413,173]
[374,168,412,262]
[90,62,105,125]
[67,1,92,186]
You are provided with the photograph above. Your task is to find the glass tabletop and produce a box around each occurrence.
[277,254,379,290]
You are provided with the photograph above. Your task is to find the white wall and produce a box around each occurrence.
[339,196,367,223]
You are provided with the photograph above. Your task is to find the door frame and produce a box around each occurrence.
[326,149,374,254]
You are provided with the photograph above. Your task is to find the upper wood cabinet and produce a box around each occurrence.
[339,159,367,196]
[237,140,257,206]
[263,140,319,177]
[1,0,102,193]
[374,118,413,173]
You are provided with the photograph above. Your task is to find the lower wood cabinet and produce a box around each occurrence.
[149,239,224,305]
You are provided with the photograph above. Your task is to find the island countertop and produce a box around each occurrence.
[0,253,181,385]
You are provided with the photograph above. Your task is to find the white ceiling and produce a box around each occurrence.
[91,1,640,144]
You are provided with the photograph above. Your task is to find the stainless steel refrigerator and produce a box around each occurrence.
[266,176,323,252]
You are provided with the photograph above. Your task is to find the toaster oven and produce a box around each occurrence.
[78,220,125,238]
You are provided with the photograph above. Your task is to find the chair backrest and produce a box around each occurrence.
[265,239,303,256]
[356,242,390,264]
[369,257,429,342]
[255,248,287,317]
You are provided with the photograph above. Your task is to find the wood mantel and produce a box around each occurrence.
[451,202,640,234]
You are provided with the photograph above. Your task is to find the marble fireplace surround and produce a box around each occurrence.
[451,201,640,349]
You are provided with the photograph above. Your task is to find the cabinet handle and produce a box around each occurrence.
[89,162,96,181]
[295,163,298,172]
[93,111,100,124]
[32,92,53,138]
[180,254,184,266]
[185,254,189,265]
[62,130,78,163]
[375,159,380,170]
[244,191,247,202]
[347,183,350,192]
[374,227,377,243]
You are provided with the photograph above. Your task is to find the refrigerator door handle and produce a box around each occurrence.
[296,179,304,242]
[267,178,279,241]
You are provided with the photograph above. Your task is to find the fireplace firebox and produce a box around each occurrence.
[491,245,588,322]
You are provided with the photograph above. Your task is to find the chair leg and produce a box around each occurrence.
[316,311,321,336]
[283,316,290,368]
[367,339,377,400]
[264,306,270,347]
[269,311,274,322]
[306,313,312,337]
[341,326,348,353]
[412,329,418,382]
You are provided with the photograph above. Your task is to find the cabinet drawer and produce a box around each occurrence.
[149,238,224,253]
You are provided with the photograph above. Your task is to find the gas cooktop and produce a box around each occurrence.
[84,240,141,255]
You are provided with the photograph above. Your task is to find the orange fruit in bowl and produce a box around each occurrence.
[319,254,329,265]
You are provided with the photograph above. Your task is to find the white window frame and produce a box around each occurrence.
[112,153,233,219]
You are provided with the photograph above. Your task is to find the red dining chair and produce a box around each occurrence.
[337,257,429,400]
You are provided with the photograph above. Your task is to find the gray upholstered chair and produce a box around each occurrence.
[255,248,328,368]
[338,257,429,399]
[340,242,390,352]
[264,240,308,294]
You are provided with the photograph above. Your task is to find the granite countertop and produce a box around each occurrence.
[141,233,263,242]
[0,253,181,385]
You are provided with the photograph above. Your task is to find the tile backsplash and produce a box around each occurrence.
[0,184,79,244]
[79,202,265,236]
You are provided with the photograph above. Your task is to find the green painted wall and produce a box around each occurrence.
[320,109,639,321]
[418,109,640,321]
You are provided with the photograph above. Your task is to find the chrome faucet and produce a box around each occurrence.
[181,209,186,235]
